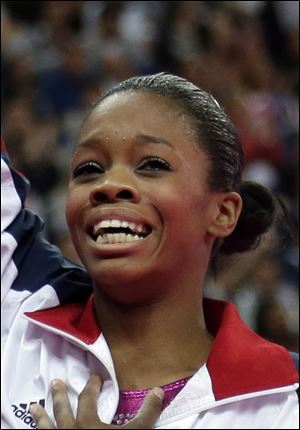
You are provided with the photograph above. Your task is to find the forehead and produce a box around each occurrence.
[79,91,197,145]
[93,91,180,119]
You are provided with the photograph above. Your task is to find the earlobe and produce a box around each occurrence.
[208,192,243,238]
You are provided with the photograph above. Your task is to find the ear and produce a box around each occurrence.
[208,192,243,238]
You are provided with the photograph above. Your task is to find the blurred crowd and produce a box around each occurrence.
[1,1,299,351]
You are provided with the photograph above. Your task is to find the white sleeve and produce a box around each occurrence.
[1,153,24,301]
[1,157,22,232]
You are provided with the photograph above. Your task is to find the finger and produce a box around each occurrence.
[76,374,102,424]
[29,404,56,429]
[51,379,76,429]
[125,387,164,429]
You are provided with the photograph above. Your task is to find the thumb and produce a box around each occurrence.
[125,387,164,429]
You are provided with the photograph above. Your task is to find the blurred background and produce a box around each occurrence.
[1,1,298,351]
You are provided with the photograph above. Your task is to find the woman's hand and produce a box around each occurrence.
[29,374,164,429]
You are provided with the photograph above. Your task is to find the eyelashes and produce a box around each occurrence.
[72,157,172,178]
[136,157,172,172]
[72,161,104,178]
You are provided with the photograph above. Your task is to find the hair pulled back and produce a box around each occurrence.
[93,72,277,256]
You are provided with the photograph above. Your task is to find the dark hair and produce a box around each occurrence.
[91,72,277,256]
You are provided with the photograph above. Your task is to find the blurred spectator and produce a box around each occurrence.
[36,43,89,117]
[255,298,298,351]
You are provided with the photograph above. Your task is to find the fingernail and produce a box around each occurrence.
[29,404,40,416]
[153,387,164,400]
[51,379,61,388]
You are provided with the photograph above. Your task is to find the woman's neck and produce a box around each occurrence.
[93,282,213,390]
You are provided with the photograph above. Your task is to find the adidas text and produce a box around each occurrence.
[11,400,45,428]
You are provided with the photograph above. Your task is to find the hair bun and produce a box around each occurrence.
[219,181,276,255]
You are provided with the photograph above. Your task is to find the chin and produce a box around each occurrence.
[89,261,145,287]
[90,262,162,304]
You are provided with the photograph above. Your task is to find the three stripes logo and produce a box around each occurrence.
[11,399,45,428]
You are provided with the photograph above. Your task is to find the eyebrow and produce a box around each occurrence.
[135,134,174,149]
[75,139,101,152]
[75,133,174,152]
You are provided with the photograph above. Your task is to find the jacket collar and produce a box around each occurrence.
[25,295,100,344]
[24,296,298,399]
[203,298,298,399]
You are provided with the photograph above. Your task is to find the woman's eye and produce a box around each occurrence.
[137,157,172,172]
[73,162,104,178]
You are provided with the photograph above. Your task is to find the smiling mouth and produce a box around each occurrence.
[89,220,152,245]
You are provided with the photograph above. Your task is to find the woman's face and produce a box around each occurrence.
[66,92,225,301]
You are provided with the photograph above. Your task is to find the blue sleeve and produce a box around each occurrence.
[1,140,92,304]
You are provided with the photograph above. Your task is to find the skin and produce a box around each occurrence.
[33,91,242,428]
[30,375,164,429]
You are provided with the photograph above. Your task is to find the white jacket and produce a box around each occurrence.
[1,146,299,429]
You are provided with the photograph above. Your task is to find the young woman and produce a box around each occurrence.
[1,73,298,429]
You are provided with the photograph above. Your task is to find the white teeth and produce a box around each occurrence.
[128,222,136,231]
[107,234,114,244]
[120,233,126,242]
[96,235,104,244]
[93,219,148,236]
[113,233,120,243]
[110,220,121,228]
[96,232,144,245]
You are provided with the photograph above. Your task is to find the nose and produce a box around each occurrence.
[89,170,141,205]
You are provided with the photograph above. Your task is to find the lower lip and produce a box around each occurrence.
[87,233,153,256]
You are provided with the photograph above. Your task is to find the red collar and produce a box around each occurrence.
[25,295,100,344]
[203,298,298,399]
[25,296,298,399]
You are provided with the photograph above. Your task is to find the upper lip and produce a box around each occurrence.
[85,207,154,237]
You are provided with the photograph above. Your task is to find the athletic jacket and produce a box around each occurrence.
[1,145,299,429]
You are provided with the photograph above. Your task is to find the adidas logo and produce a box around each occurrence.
[11,399,45,428]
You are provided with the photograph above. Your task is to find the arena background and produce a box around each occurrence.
[1,1,299,352]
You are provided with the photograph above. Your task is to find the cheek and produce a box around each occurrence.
[65,188,85,231]
[153,184,209,235]
[153,189,211,270]
[65,193,74,228]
